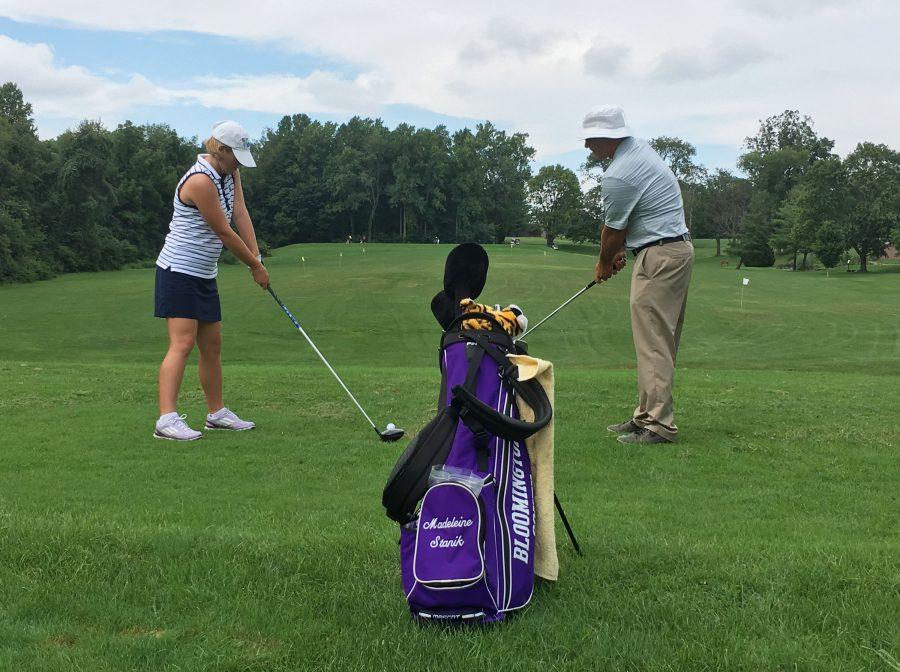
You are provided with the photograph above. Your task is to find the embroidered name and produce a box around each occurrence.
[422,516,474,530]
[430,535,465,549]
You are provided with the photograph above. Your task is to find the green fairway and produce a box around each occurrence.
[1,239,898,671]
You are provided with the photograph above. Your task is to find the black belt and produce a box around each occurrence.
[631,233,692,257]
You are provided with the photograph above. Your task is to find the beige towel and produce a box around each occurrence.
[507,354,558,581]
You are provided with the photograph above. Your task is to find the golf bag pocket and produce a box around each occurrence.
[383,406,460,525]
[402,481,500,622]
[414,482,484,585]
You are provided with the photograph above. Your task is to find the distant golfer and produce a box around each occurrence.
[153,121,269,441]
[583,105,694,444]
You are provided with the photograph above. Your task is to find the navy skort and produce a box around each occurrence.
[154,266,222,323]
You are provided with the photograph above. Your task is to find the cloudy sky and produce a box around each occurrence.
[1,0,898,173]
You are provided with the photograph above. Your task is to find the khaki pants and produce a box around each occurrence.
[629,241,694,441]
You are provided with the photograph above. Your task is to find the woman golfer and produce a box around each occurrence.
[153,121,268,441]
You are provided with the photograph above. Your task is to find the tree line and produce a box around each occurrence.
[0,82,534,283]
[2,80,898,284]
[532,110,899,272]
[727,110,899,272]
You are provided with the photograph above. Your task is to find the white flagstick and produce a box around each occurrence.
[741,277,750,309]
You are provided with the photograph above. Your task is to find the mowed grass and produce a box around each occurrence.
[0,239,898,671]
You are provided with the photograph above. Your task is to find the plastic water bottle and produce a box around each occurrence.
[429,464,485,496]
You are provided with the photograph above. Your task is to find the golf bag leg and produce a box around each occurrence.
[554,492,583,556]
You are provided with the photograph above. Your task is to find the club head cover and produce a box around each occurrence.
[507,303,528,333]
[443,243,489,304]
[430,291,457,329]
[459,299,527,336]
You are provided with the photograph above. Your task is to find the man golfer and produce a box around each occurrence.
[584,105,694,444]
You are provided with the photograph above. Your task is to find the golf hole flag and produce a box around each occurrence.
[743,278,750,286]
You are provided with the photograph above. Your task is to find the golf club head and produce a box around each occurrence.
[378,427,406,442]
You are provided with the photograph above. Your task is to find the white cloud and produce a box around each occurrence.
[178,71,388,116]
[0,35,389,134]
[737,0,846,18]
[648,40,773,82]
[1,0,899,159]
[583,39,631,78]
[0,35,171,118]
[458,18,569,66]
[483,17,562,56]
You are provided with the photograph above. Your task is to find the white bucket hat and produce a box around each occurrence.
[580,105,632,140]
[211,120,256,167]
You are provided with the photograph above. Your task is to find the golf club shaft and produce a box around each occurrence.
[517,281,597,341]
[268,287,379,432]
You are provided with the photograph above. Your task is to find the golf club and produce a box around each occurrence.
[267,286,405,442]
[516,281,597,341]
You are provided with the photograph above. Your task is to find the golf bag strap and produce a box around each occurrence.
[439,314,512,407]
[470,333,519,377]
[452,376,552,441]
[451,333,552,442]
[460,343,490,472]
[442,329,513,352]
[437,379,447,410]
[463,342,484,392]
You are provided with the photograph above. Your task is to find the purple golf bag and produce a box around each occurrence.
[383,312,552,624]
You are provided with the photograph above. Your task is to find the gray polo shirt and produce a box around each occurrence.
[600,137,688,249]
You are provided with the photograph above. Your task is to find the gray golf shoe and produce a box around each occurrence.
[606,419,640,433]
[616,428,672,445]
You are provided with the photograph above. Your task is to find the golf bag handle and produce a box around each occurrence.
[448,331,553,442]
[451,382,552,442]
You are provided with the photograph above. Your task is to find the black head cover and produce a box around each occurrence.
[444,243,489,302]
[430,291,457,331]
[431,243,489,328]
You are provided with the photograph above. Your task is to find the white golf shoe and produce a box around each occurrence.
[154,413,203,441]
[205,407,255,431]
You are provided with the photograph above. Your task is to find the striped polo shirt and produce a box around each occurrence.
[156,155,235,278]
